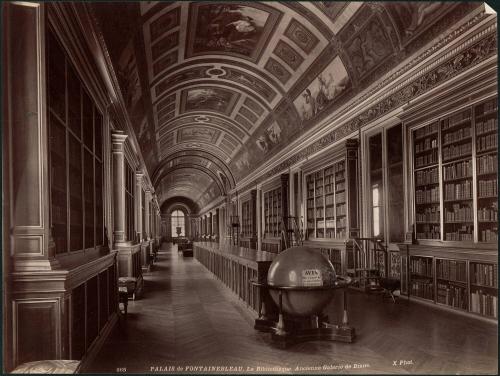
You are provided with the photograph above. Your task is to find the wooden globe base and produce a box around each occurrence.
[256,317,355,349]
[252,281,356,348]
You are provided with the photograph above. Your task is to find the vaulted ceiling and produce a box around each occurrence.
[91,1,481,211]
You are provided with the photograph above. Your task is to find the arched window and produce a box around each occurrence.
[171,210,185,237]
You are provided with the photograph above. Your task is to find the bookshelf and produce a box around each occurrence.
[263,187,281,238]
[241,200,252,238]
[412,97,498,243]
[400,245,498,320]
[305,160,346,239]
[319,248,343,275]
[436,258,467,310]
[410,255,434,301]
[475,98,498,243]
[47,27,105,254]
[470,261,498,319]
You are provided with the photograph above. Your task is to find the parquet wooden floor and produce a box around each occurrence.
[85,243,498,374]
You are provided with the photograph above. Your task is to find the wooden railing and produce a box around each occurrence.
[194,242,275,314]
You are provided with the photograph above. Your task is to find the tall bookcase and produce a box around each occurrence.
[475,98,498,243]
[413,97,498,243]
[407,96,498,321]
[263,187,282,238]
[305,160,346,239]
[241,200,252,238]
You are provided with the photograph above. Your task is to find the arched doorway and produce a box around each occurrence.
[171,210,186,238]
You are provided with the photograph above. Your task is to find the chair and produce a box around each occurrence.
[379,277,401,303]
[12,360,80,374]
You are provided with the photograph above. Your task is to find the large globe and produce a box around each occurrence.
[267,246,337,316]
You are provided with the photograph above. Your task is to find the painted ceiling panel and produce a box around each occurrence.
[91,1,484,209]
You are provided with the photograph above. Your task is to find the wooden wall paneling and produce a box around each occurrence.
[71,283,86,359]
[13,299,59,366]
[6,2,56,268]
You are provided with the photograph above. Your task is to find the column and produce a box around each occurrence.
[5,2,59,271]
[209,212,213,240]
[145,189,151,239]
[215,208,220,242]
[204,215,208,237]
[256,187,262,251]
[346,139,360,238]
[135,171,143,242]
[281,174,290,231]
[111,131,128,246]
[250,190,257,249]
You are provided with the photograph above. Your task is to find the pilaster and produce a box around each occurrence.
[111,131,128,246]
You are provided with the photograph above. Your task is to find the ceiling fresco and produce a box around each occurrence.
[91,1,484,212]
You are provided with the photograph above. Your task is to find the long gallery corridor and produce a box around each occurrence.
[85,243,498,374]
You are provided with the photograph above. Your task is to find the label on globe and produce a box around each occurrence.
[301,269,323,286]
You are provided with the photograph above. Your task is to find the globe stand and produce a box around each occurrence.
[251,281,356,349]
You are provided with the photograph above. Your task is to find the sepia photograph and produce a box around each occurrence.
[1,1,498,374]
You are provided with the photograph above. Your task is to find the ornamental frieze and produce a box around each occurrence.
[237,31,497,195]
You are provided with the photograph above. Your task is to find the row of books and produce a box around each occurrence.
[336,182,346,191]
[442,110,471,129]
[477,99,498,114]
[477,133,497,152]
[415,187,440,204]
[336,192,346,203]
[444,204,473,222]
[442,126,471,145]
[411,281,434,300]
[437,283,468,309]
[416,228,441,239]
[325,195,334,206]
[470,263,497,286]
[444,181,472,201]
[470,290,497,318]
[415,167,439,186]
[416,207,440,223]
[415,122,439,139]
[337,204,346,216]
[477,154,497,175]
[415,150,438,168]
[337,229,347,238]
[337,217,346,228]
[442,143,472,161]
[410,257,433,276]
[443,160,472,181]
[478,179,498,198]
[480,229,498,243]
[321,248,342,263]
[324,161,345,176]
[444,229,473,241]
[325,207,335,217]
[415,137,438,153]
[324,175,334,185]
[478,205,498,221]
[436,259,467,282]
[476,117,497,135]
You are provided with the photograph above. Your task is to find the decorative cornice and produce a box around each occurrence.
[231,6,492,193]
[235,29,497,195]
